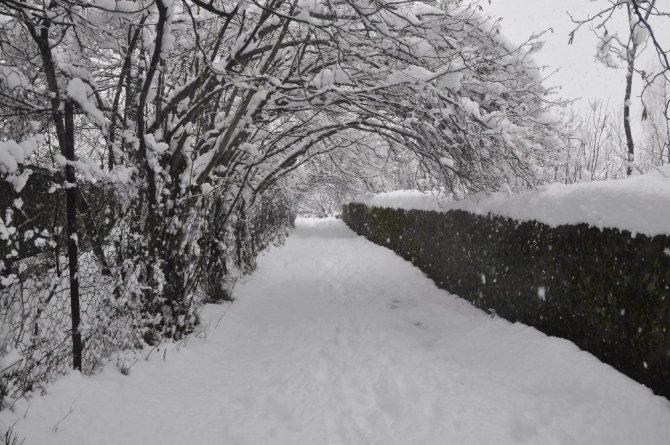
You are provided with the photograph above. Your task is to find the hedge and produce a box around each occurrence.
[0,169,114,262]
[342,203,670,399]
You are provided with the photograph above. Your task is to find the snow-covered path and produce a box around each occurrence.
[4,218,670,444]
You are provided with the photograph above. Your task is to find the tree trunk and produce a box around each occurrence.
[64,101,83,371]
[624,58,636,176]
[624,0,656,175]
[32,19,83,371]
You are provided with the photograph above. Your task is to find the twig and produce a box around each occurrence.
[144,341,163,361]
[121,357,138,375]
[0,358,24,375]
[650,164,668,178]
[51,402,75,432]
[215,301,234,329]
[51,409,73,432]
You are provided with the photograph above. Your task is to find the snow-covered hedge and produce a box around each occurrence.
[358,166,670,237]
[342,187,670,399]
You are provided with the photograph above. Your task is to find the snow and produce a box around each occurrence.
[143,134,169,155]
[411,2,445,18]
[596,34,617,68]
[359,168,670,236]
[388,65,436,85]
[89,0,141,12]
[0,349,23,374]
[630,15,650,45]
[66,78,106,127]
[362,189,448,212]
[459,96,482,117]
[633,25,650,45]
[0,66,31,91]
[436,69,463,92]
[439,156,455,168]
[310,67,349,89]
[0,135,43,175]
[2,218,669,444]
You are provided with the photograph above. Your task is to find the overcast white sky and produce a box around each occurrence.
[482,0,668,111]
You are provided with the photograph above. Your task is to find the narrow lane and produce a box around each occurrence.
[4,218,670,444]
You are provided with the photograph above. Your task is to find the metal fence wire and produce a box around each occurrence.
[1,178,141,407]
[0,173,294,409]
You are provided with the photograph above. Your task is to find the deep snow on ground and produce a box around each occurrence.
[361,166,670,236]
[2,218,670,444]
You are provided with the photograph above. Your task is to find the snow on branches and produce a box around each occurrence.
[0,0,560,356]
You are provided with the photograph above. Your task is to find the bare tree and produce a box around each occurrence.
[569,0,669,175]
[642,61,670,165]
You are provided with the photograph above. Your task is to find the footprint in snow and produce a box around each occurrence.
[388,298,419,310]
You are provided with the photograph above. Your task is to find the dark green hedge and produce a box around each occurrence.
[0,169,113,262]
[342,203,670,399]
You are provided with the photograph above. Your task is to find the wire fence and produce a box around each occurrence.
[0,173,295,409]
[0,176,140,407]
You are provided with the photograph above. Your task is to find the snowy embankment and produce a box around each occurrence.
[361,167,670,236]
[2,219,669,444]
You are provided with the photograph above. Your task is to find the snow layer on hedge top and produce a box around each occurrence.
[358,167,670,237]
